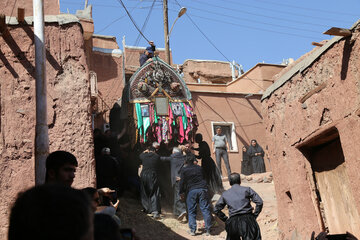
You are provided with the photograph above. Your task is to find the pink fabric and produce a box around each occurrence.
[168,104,174,136]
[178,116,185,143]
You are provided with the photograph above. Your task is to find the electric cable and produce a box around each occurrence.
[7,0,18,24]
[173,0,231,62]
[188,0,351,28]
[219,0,354,24]
[115,0,151,43]
[180,4,322,34]
[134,0,156,46]
[190,0,353,25]
[252,0,359,17]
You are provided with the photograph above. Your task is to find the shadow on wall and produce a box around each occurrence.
[0,25,62,79]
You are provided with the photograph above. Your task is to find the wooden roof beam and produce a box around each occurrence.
[17,8,25,23]
[323,27,352,37]
[0,14,9,37]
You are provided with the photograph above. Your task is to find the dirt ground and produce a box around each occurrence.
[117,172,278,240]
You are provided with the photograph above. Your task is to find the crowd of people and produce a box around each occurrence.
[8,127,356,240]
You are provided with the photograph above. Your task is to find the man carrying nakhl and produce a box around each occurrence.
[214,172,263,240]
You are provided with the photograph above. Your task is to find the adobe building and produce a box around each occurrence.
[183,61,286,174]
[261,21,360,239]
[0,8,95,239]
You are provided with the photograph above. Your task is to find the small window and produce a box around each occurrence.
[211,122,238,152]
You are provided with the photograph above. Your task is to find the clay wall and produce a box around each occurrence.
[0,0,60,17]
[181,60,233,84]
[191,92,270,174]
[227,64,285,93]
[262,30,360,239]
[90,50,124,130]
[186,64,285,94]
[93,36,119,49]
[0,22,95,239]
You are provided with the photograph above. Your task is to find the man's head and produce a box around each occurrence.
[195,133,203,143]
[82,187,99,213]
[251,139,257,147]
[9,184,93,240]
[229,173,241,186]
[172,147,181,154]
[145,46,154,57]
[45,151,78,186]
[216,126,222,135]
[185,153,196,166]
[101,147,111,156]
[152,141,160,150]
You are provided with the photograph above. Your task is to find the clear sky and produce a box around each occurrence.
[59,0,359,71]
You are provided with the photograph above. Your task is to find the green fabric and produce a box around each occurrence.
[143,117,150,142]
[153,104,158,124]
[135,103,143,136]
[181,103,188,130]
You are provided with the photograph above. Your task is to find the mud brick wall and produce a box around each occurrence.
[0,22,96,239]
[262,28,360,239]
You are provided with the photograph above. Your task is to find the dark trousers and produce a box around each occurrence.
[215,148,231,177]
[225,214,261,240]
[186,189,212,232]
[173,181,186,216]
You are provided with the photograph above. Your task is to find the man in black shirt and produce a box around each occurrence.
[179,154,212,236]
[139,145,162,219]
[214,172,263,240]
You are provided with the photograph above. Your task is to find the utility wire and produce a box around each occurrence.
[179,4,322,34]
[187,0,350,28]
[174,1,231,62]
[61,1,158,9]
[115,0,151,43]
[167,6,318,40]
[7,0,18,24]
[134,0,156,46]
[253,0,359,17]
[191,0,352,25]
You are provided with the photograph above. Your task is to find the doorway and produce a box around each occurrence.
[300,128,360,234]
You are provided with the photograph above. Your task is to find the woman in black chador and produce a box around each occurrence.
[139,145,161,218]
[248,139,266,173]
[241,146,253,175]
[193,133,224,194]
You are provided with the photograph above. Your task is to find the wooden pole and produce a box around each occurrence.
[33,0,49,185]
[163,0,170,65]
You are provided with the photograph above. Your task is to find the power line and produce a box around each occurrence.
[186,0,351,28]
[134,0,156,46]
[7,0,18,24]
[167,7,319,40]
[252,0,359,17]
[115,0,151,43]
[207,0,352,25]
[61,1,158,9]
[173,0,231,62]
[178,4,322,34]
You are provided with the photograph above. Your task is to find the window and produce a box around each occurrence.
[211,122,238,152]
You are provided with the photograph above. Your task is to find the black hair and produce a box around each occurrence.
[94,214,122,240]
[9,184,92,240]
[185,153,196,165]
[229,173,241,186]
[82,187,97,198]
[195,133,203,142]
[45,151,78,181]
